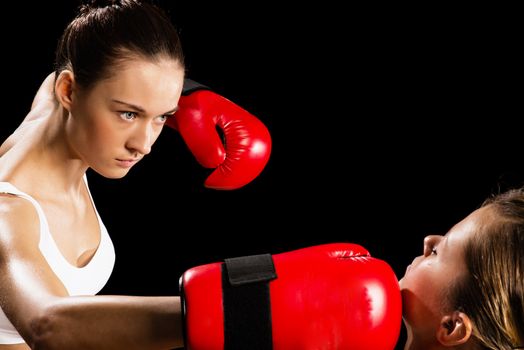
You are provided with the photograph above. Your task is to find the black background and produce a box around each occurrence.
[2,2,522,349]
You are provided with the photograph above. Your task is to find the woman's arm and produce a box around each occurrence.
[0,196,183,350]
[35,296,182,350]
[0,73,58,156]
[30,72,56,112]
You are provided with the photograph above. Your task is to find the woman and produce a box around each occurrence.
[0,0,184,348]
[2,2,522,350]
[400,187,524,349]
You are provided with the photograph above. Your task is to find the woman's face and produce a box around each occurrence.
[66,56,185,178]
[399,206,492,346]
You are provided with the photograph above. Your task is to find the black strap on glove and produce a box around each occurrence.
[222,253,277,349]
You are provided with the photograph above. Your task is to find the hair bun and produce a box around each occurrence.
[85,0,121,8]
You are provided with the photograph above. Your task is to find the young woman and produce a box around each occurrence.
[0,1,185,348]
[400,187,524,349]
[2,1,522,350]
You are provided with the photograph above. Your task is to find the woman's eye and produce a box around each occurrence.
[120,111,137,120]
[431,247,437,255]
[157,114,174,123]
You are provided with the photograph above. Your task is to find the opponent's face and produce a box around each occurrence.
[398,206,491,346]
[66,56,184,178]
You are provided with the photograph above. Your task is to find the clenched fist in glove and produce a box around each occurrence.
[179,243,402,350]
[166,79,271,190]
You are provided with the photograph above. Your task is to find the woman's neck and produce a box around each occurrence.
[403,324,442,350]
[2,107,88,198]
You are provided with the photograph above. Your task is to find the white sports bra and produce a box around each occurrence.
[0,177,115,344]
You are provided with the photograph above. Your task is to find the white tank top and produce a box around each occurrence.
[0,178,116,344]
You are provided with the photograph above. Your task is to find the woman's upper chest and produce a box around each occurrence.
[37,190,101,268]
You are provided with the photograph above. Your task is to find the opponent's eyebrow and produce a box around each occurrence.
[112,99,178,115]
[439,234,450,255]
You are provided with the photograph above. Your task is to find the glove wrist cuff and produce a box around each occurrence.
[182,79,209,95]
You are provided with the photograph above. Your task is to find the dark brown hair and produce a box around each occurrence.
[451,187,524,349]
[54,0,184,91]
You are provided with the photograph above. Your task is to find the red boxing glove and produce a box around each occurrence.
[180,243,402,350]
[166,79,271,190]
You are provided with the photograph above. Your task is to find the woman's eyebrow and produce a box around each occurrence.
[112,99,146,113]
[440,234,451,253]
[163,106,179,114]
[112,99,178,115]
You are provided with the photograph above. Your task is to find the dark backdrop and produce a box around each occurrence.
[2,2,522,349]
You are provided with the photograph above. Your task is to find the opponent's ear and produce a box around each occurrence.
[55,70,75,111]
[436,311,473,346]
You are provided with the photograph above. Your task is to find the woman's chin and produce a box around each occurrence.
[93,167,131,179]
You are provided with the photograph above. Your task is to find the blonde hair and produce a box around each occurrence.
[451,188,524,349]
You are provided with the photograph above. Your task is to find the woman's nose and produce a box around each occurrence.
[127,123,153,155]
[423,235,442,257]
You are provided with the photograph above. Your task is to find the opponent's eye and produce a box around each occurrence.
[120,111,137,121]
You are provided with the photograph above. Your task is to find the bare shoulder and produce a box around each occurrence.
[0,194,40,251]
[0,193,68,333]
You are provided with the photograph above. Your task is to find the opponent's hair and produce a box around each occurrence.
[450,187,524,350]
[54,0,184,90]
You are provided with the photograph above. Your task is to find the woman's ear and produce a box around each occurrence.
[54,70,75,111]
[436,311,473,346]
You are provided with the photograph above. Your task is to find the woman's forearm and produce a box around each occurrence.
[31,295,183,350]
[30,72,56,111]
[1,73,59,156]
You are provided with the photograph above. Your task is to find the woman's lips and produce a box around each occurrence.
[116,158,139,168]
